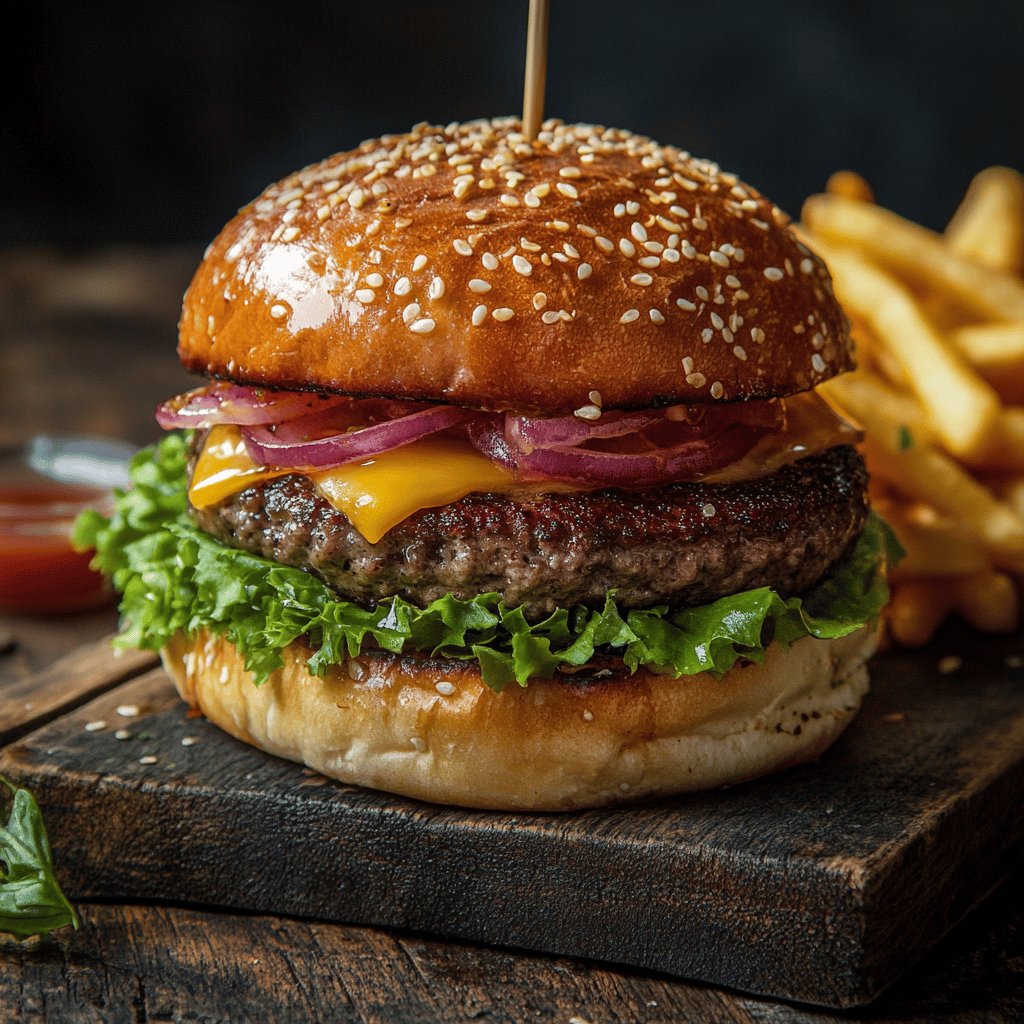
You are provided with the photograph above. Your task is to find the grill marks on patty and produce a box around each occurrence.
[188,440,868,619]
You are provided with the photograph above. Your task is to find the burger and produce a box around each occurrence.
[77,119,898,810]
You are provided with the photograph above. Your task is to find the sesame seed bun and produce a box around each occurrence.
[161,623,878,811]
[178,118,853,413]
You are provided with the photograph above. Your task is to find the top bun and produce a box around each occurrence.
[179,119,852,413]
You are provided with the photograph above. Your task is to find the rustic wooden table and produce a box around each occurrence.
[1,251,1021,1022]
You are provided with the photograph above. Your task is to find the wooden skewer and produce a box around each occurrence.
[522,0,550,142]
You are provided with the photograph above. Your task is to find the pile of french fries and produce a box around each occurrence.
[799,166,1024,646]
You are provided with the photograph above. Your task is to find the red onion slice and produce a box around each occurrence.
[242,405,477,469]
[507,410,664,452]
[156,383,345,430]
[513,424,763,487]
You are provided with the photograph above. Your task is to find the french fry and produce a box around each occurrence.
[862,433,1024,574]
[948,321,1024,367]
[814,241,1001,457]
[963,408,1024,472]
[945,166,1024,275]
[821,373,934,446]
[886,511,990,579]
[886,580,957,648]
[826,170,875,204]
[954,571,1020,633]
[803,193,1024,321]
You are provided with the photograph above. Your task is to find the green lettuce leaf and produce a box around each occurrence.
[75,433,898,691]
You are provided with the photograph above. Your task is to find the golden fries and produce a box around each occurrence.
[803,193,1024,321]
[945,167,1024,275]
[814,242,1001,457]
[802,166,1024,647]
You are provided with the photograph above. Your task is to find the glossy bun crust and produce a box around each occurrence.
[162,624,877,811]
[179,119,853,414]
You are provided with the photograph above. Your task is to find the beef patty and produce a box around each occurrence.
[189,442,868,618]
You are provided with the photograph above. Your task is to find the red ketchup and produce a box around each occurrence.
[0,482,113,614]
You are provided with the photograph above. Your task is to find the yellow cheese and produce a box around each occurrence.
[189,425,515,544]
[188,395,857,544]
[311,438,514,543]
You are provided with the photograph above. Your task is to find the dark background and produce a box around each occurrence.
[5,0,1023,247]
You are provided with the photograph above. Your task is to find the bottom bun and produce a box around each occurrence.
[161,624,878,811]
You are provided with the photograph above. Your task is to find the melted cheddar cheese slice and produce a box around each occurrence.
[188,395,859,544]
[189,426,515,544]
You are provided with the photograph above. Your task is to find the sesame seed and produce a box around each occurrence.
[428,276,446,299]
[512,254,533,276]
[725,275,741,288]
[614,203,626,217]
[524,192,541,208]
[354,288,376,304]
[409,318,436,334]
[412,254,428,271]
[638,256,660,268]
[676,298,696,311]
[701,328,714,343]
[394,277,412,296]
[663,249,681,263]
[541,310,561,324]
[702,503,716,517]
[710,312,724,330]
[722,328,734,343]
[681,241,697,259]
[577,223,597,237]
[532,291,548,310]
[695,286,709,301]
[686,372,707,387]
[589,390,602,405]
[532,183,551,198]
[811,353,827,373]
[85,720,106,732]
[281,227,300,243]
[181,736,198,746]
[402,302,421,324]
[563,242,580,259]
[801,258,815,274]
[751,327,766,343]
[582,710,594,722]
[577,263,592,280]
[468,279,492,293]
[620,309,640,323]
[709,250,729,267]
[270,304,288,320]
[118,704,140,718]
[500,194,520,207]
[630,222,648,242]
[631,273,653,286]
[453,180,471,199]
[466,209,488,222]
[692,216,708,230]
[348,188,366,208]
[365,273,384,288]
[733,345,747,360]
[764,267,784,281]
[316,205,330,221]
[574,404,602,420]
[626,201,640,215]
[649,309,665,324]
[812,332,825,350]
[435,680,456,696]
[559,166,582,178]
[710,381,725,399]
[482,252,499,270]
[453,239,473,256]
[471,304,488,326]
[619,238,636,257]
[115,729,131,740]
[556,182,579,198]
[492,307,514,321]
[139,756,159,766]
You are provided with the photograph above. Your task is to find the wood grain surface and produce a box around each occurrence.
[2,622,1022,1009]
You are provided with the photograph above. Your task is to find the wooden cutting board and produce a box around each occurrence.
[1,625,1022,1009]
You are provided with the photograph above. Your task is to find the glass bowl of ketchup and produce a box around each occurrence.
[0,436,136,614]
